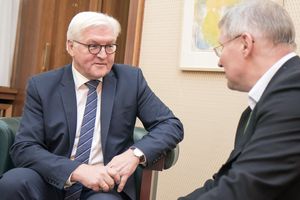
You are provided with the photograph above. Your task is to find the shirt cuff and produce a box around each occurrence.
[64,173,76,189]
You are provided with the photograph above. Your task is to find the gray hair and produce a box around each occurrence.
[219,0,296,48]
[67,11,121,41]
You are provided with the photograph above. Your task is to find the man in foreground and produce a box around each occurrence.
[179,0,300,199]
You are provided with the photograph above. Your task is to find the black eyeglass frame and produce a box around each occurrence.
[213,34,255,57]
[72,40,118,55]
[213,35,242,57]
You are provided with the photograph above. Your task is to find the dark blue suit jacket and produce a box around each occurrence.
[10,64,183,199]
[179,56,300,200]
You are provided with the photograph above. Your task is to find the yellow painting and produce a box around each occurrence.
[193,0,240,50]
[180,0,240,71]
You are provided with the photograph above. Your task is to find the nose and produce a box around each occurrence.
[218,61,223,68]
[96,47,107,58]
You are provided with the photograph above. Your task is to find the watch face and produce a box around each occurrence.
[132,147,145,163]
[134,149,143,157]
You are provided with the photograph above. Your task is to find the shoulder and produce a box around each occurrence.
[110,63,143,79]
[112,63,140,73]
[258,56,300,114]
[29,64,72,84]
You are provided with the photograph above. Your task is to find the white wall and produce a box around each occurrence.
[139,1,246,199]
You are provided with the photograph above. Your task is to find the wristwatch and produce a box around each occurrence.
[130,146,145,163]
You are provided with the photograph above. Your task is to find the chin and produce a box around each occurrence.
[96,70,110,78]
[227,82,238,91]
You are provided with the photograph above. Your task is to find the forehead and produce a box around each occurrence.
[81,26,116,42]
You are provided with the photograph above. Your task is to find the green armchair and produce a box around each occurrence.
[0,117,179,200]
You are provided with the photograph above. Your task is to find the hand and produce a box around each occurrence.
[107,149,140,192]
[71,163,120,192]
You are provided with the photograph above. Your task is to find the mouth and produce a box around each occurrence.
[94,63,107,67]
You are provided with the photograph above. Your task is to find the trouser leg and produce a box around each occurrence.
[0,168,64,200]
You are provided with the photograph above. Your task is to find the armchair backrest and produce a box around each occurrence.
[0,117,20,174]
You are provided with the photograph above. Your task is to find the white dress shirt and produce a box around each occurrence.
[248,52,297,109]
[71,66,104,165]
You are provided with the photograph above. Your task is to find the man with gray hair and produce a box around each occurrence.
[179,0,300,199]
[0,12,183,200]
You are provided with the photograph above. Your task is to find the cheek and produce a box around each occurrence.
[108,54,115,63]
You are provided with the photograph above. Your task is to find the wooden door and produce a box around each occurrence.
[12,0,144,116]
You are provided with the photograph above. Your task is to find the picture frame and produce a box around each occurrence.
[179,0,284,72]
[179,0,223,72]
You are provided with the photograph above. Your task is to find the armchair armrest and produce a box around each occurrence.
[133,127,179,170]
[133,126,180,200]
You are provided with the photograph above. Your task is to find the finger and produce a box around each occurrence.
[106,167,121,184]
[91,184,102,192]
[104,177,115,190]
[100,182,110,192]
[117,175,128,192]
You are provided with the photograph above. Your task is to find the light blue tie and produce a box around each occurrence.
[64,80,100,200]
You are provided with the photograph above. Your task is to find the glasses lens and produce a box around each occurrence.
[88,44,101,54]
[213,46,221,57]
[217,47,222,57]
[105,44,116,54]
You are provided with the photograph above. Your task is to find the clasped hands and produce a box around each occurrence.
[71,148,140,193]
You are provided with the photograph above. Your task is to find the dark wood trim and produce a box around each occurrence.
[140,170,153,200]
[140,158,164,200]
[0,87,18,117]
[89,0,102,11]
[0,87,18,101]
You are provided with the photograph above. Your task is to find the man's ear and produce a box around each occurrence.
[66,40,74,56]
[241,33,255,57]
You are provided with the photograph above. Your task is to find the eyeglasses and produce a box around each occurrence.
[213,35,242,57]
[72,40,117,55]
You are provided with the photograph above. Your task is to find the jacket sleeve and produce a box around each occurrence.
[10,77,81,189]
[133,68,184,166]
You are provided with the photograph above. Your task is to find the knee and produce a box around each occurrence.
[0,168,41,195]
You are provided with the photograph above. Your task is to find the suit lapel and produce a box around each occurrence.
[226,107,256,164]
[101,71,117,159]
[58,65,77,156]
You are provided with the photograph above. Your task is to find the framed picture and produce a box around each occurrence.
[179,0,241,71]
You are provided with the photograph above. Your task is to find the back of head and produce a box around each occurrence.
[67,11,121,41]
[219,0,296,49]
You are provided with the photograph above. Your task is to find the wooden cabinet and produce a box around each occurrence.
[12,0,144,116]
[0,87,17,117]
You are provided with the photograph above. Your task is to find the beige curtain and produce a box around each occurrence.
[0,0,20,87]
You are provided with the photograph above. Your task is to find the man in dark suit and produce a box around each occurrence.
[179,0,300,199]
[0,12,183,200]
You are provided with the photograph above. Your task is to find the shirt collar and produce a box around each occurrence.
[72,65,103,90]
[248,52,297,109]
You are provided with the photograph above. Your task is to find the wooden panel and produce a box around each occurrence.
[0,87,17,117]
[11,0,102,116]
[0,87,18,101]
[101,0,130,64]
[0,104,13,117]
[11,0,56,115]
[50,0,99,69]
[124,0,145,66]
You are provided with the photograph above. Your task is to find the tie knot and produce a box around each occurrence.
[85,80,100,90]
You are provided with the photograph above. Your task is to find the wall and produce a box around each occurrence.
[139,0,300,199]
